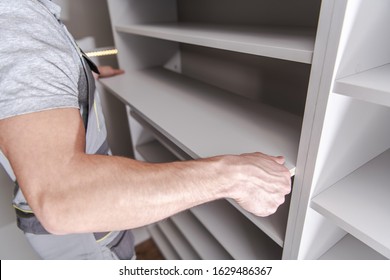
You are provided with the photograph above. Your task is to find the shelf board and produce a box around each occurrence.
[115,23,315,64]
[191,200,282,260]
[312,149,390,259]
[148,225,179,260]
[136,140,178,163]
[334,63,390,107]
[100,68,302,174]
[319,234,387,260]
[171,211,232,260]
[227,193,290,247]
[158,219,200,260]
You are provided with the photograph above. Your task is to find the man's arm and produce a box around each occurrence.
[0,108,291,235]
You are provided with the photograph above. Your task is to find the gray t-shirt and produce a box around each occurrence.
[0,0,90,179]
[0,0,88,121]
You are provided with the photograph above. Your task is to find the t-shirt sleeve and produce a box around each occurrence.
[0,2,80,120]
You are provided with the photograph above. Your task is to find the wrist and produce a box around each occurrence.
[199,155,238,201]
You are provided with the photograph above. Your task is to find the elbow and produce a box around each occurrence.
[34,198,70,235]
[27,185,74,235]
[37,209,68,236]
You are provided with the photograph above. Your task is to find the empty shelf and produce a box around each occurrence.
[227,193,290,247]
[158,219,200,260]
[100,68,302,174]
[334,64,390,107]
[115,23,315,64]
[148,225,179,260]
[191,200,282,260]
[319,234,387,260]
[312,149,390,258]
[136,140,178,163]
[171,211,232,260]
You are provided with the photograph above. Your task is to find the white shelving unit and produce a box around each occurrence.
[104,0,389,259]
[287,0,390,260]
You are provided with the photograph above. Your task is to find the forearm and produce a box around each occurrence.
[36,153,227,234]
[1,109,290,235]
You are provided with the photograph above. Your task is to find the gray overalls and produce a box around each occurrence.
[1,2,134,259]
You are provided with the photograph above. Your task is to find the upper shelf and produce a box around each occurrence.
[311,149,390,259]
[100,68,302,174]
[334,63,390,107]
[115,23,316,64]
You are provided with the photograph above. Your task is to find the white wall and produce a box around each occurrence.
[54,0,113,47]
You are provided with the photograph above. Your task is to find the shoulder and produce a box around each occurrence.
[0,0,81,120]
[0,0,73,56]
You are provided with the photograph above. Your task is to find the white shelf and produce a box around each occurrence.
[148,225,179,260]
[319,234,387,260]
[100,68,302,174]
[191,200,282,260]
[171,211,232,260]
[136,140,178,163]
[227,194,290,247]
[158,219,200,260]
[334,64,390,107]
[311,149,390,259]
[116,23,316,64]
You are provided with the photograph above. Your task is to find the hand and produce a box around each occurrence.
[220,152,291,217]
[97,66,125,79]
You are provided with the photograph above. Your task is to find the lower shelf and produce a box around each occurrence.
[333,63,390,107]
[136,140,178,163]
[148,225,179,260]
[227,194,290,247]
[311,148,390,258]
[171,210,232,260]
[158,219,200,260]
[319,234,387,260]
[191,200,282,260]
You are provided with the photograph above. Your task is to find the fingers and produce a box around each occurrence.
[97,66,125,79]
[112,68,125,75]
[227,152,291,217]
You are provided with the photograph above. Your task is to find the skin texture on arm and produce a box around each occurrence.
[0,108,291,235]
